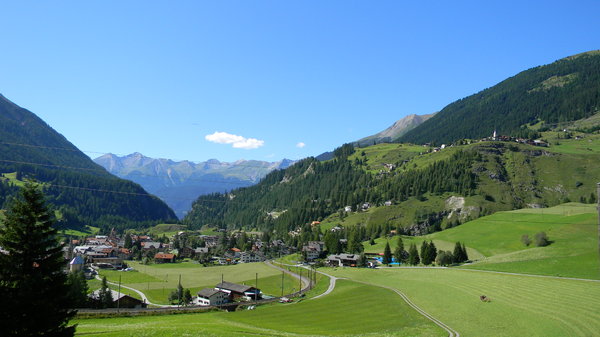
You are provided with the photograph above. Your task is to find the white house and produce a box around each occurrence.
[240,251,265,263]
[195,288,228,306]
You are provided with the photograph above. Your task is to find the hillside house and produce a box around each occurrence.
[89,289,146,308]
[69,256,85,272]
[141,242,161,250]
[240,251,265,263]
[215,281,262,301]
[196,288,228,306]
[327,253,359,267]
[154,253,175,263]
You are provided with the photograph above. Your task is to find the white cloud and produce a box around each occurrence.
[205,131,265,150]
[296,142,306,148]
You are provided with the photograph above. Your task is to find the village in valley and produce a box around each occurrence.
[66,222,374,309]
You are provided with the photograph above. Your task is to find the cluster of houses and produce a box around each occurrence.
[68,230,297,272]
[195,281,261,306]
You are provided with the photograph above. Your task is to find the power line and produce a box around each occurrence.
[0,141,296,169]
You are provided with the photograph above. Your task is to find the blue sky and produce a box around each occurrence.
[1,1,599,162]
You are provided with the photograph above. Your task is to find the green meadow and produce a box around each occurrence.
[364,203,599,280]
[326,268,600,337]
[96,262,299,305]
[74,279,444,337]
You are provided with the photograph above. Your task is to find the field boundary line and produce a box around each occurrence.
[455,268,600,282]
[351,279,460,337]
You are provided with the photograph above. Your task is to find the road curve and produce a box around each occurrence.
[264,261,310,290]
[94,274,178,308]
[271,264,459,337]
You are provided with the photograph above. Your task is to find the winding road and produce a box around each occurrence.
[95,274,178,308]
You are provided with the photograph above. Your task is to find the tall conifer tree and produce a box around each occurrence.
[0,181,75,336]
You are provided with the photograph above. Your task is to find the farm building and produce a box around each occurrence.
[195,288,228,306]
[154,253,175,263]
[89,289,146,308]
[215,281,262,301]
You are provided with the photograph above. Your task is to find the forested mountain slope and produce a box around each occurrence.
[400,50,600,145]
[0,94,177,231]
[184,137,600,237]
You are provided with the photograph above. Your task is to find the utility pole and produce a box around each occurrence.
[255,272,258,300]
[281,271,284,297]
[597,183,599,258]
[178,274,182,308]
[117,274,121,312]
[299,268,302,293]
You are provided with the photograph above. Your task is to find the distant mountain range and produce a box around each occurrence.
[94,153,295,218]
[355,113,435,147]
[0,94,177,231]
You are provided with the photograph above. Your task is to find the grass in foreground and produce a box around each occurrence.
[74,279,444,337]
[327,267,600,337]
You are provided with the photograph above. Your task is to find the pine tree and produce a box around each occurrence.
[124,234,133,249]
[97,276,114,308]
[461,242,469,261]
[0,181,76,336]
[420,241,429,264]
[454,241,463,263]
[65,271,89,308]
[382,242,392,264]
[408,243,420,265]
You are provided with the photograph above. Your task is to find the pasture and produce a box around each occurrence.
[363,203,599,279]
[74,279,444,336]
[326,268,600,337]
[96,262,298,305]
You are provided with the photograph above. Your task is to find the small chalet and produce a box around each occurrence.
[141,242,161,250]
[327,253,359,267]
[69,256,85,272]
[154,253,175,263]
[196,288,228,306]
[215,281,261,301]
[89,289,146,308]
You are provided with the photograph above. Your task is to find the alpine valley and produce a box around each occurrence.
[94,153,295,218]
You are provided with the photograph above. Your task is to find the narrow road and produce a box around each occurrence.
[264,261,310,291]
[309,269,344,300]
[94,274,177,308]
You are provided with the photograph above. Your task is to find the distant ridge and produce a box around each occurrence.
[94,153,295,218]
[355,113,435,147]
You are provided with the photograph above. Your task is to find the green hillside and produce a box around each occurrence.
[401,50,600,145]
[0,94,177,231]
[363,203,599,280]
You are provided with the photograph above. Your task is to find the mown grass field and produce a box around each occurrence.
[326,268,600,337]
[363,203,599,280]
[96,262,298,305]
[74,279,445,337]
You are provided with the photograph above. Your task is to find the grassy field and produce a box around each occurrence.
[326,268,600,337]
[96,262,299,304]
[74,279,444,337]
[362,203,599,280]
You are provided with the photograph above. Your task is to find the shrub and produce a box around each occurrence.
[521,234,531,246]
[534,232,550,247]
